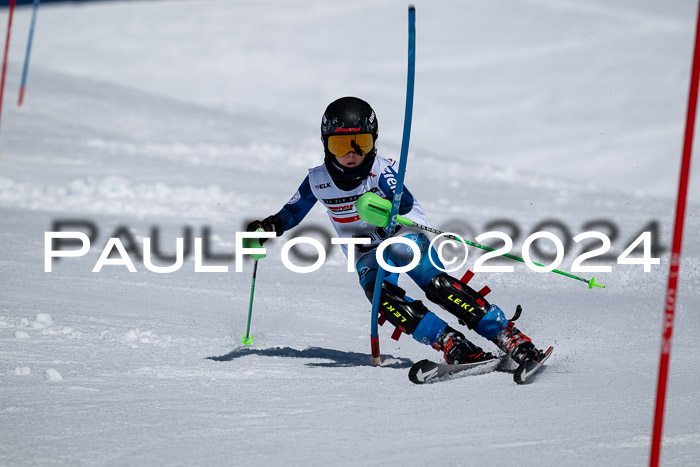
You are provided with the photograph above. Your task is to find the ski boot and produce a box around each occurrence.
[492,319,552,383]
[492,321,547,363]
[433,326,495,365]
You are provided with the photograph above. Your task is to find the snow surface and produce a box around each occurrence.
[1,0,699,465]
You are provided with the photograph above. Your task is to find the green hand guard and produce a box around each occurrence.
[356,192,414,228]
[242,228,268,260]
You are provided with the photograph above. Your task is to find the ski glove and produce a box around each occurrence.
[246,215,284,244]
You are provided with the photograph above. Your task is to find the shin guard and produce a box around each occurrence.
[365,281,429,335]
[425,273,490,329]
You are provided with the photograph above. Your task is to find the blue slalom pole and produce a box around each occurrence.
[18,0,40,107]
[370,5,416,365]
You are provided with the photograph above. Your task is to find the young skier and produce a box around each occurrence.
[247,96,547,370]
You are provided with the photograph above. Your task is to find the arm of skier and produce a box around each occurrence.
[378,164,414,215]
[246,176,317,242]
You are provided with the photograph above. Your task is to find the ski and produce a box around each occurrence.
[408,356,502,384]
[513,346,553,384]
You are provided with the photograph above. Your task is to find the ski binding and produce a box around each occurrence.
[513,346,553,384]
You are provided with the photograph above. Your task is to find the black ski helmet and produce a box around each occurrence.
[321,97,378,190]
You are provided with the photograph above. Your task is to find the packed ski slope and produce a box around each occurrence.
[1,0,699,465]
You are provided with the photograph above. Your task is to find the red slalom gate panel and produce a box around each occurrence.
[0,0,16,133]
[649,2,700,466]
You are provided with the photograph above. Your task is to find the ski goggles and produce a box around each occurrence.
[327,133,374,158]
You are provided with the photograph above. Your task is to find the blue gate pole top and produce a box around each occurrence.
[370,6,416,348]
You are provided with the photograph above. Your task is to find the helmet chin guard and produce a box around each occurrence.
[323,152,375,191]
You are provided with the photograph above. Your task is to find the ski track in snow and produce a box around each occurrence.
[1,0,700,466]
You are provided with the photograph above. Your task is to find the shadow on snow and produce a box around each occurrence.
[207,346,414,369]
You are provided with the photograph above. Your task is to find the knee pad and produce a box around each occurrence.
[425,273,491,329]
[364,281,428,334]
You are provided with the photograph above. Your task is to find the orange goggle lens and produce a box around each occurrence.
[327,133,374,157]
